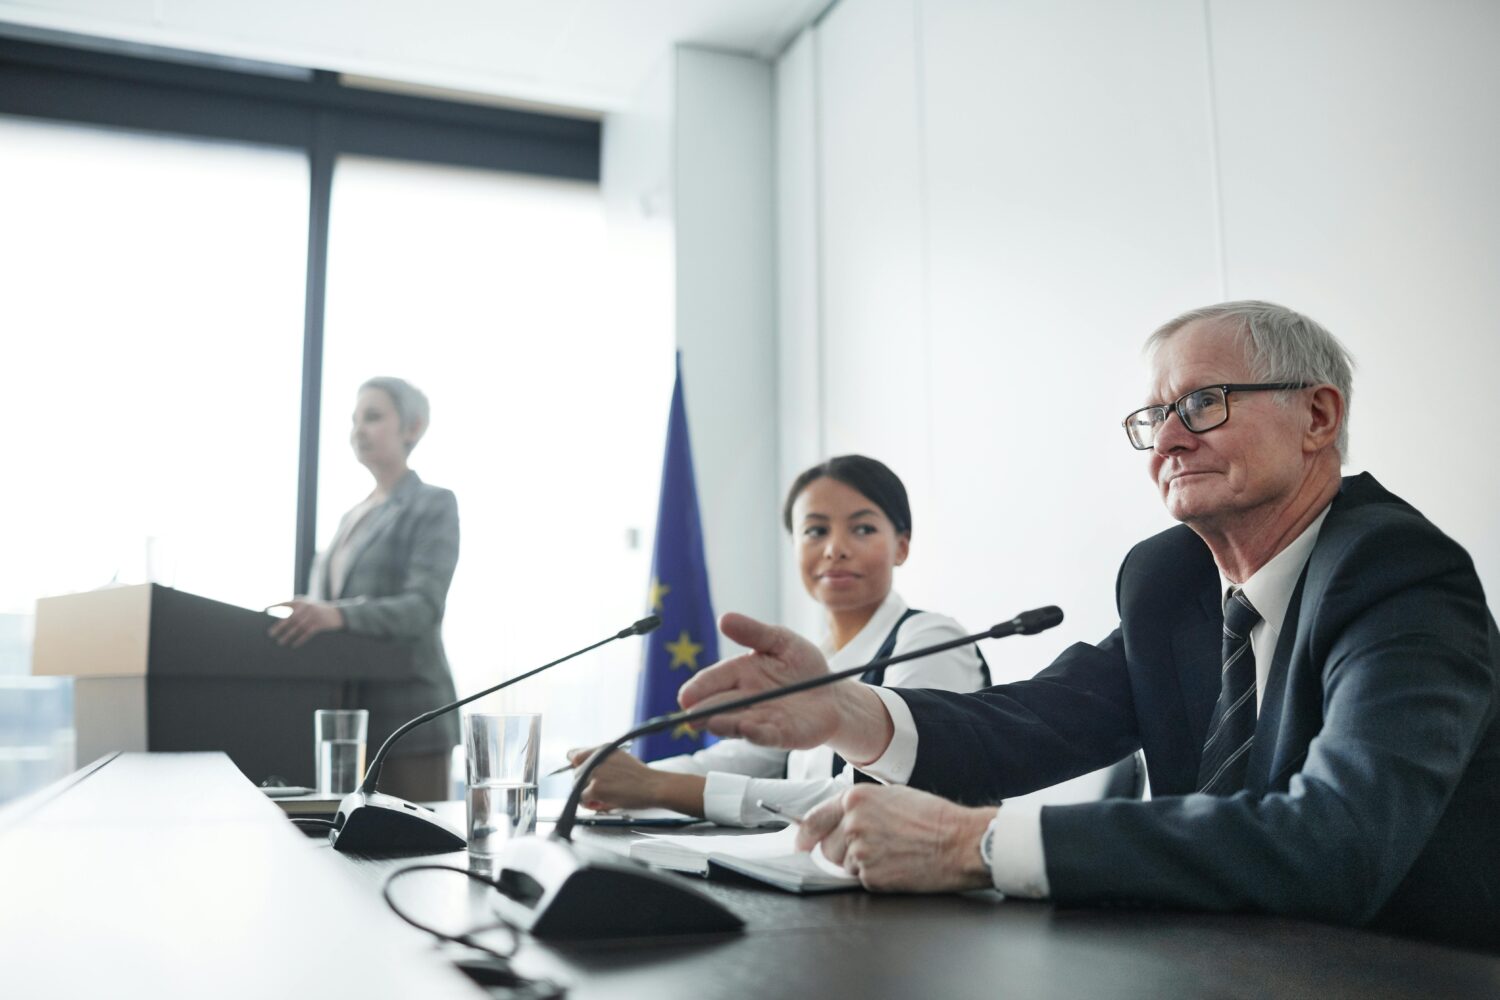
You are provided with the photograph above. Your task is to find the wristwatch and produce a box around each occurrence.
[978,805,1004,871]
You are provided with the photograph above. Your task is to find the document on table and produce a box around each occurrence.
[629,824,859,894]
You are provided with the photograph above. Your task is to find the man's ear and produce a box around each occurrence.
[1304,385,1344,453]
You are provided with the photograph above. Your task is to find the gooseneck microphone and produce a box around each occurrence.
[490,605,1063,939]
[328,615,661,854]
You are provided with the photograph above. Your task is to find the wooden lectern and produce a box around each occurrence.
[31,584,413,788]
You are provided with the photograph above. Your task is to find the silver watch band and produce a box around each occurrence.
[979,807,1004,870]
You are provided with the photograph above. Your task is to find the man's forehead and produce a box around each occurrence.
[1147,320,1253,397]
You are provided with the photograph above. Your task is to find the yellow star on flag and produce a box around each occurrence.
[648,576,671,613]
[665,629,704,671]
[672,722,698,740]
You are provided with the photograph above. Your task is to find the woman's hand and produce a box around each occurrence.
[267,598,346,648]
[567,746,706,817]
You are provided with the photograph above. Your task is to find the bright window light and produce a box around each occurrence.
[0,115,306,613]
[320,156,672,786]
[0,115,306,803]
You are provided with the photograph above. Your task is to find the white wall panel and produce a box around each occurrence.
[918,0,1222,672]
[674,47,781,633]
[1210,0,1500,599]
[815,0,943,612]
[775,30,828,635]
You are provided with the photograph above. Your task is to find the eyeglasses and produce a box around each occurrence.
[1122,382,1310,451]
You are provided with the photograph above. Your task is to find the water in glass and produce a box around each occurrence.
[317,738,366,795]
[467,780,538,855]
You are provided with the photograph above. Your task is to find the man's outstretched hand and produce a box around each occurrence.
[678,612,895,764]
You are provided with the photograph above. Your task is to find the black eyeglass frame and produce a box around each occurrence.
[1122,382,1312,450]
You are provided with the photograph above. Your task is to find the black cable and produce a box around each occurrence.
[381,864,521,963]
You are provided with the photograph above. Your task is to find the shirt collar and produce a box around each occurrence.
[820,590,910,669]
[1218,506,1330,638]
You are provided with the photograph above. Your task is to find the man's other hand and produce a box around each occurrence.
[795,784,995,893]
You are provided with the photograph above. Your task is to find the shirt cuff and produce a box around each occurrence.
[987,801,1050,899]
[854,686,919,785]
[702,771,753,826]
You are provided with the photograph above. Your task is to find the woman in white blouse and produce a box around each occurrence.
[568,454,990,827]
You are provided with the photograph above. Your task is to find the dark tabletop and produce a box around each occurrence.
[336,814,1500,1000]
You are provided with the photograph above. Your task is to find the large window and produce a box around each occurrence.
[0,114,307,800]
[319,157,670,791]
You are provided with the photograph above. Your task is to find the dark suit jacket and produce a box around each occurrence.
[313,470,461,758]
[898,473,1499,948]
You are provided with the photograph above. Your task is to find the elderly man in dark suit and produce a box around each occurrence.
[681,301,1499,949]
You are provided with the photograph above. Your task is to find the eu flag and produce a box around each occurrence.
[634,353,718,761]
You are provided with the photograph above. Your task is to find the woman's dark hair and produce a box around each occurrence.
[781,455,912,537]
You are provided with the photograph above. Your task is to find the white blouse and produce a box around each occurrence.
[324,493,386,599]
[651,591,989,826]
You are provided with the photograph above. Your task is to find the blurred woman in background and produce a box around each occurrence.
[270,377,460,803]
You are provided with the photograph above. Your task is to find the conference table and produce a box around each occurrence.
[4,753,1497,999]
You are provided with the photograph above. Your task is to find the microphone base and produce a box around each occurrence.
[328,789,467,855]
[489,835,744,940]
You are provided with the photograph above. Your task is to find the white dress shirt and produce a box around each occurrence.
[1221,507,1329,715]
[651,590,989,826]
[861,508,1330,898]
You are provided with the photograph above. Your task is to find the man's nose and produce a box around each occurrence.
[1153,407,1195,454]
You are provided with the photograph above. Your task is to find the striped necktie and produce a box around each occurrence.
[1197,588,1262,795]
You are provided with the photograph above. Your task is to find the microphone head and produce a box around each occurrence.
[1012,605,1063,635]
[632,615,663,636]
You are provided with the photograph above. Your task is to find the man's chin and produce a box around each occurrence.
[1162,482,1221,523]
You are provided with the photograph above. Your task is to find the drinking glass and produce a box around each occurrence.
[314,709,368,796]
[463,713,540,855]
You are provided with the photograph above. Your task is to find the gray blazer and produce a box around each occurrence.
[312,470,461,758]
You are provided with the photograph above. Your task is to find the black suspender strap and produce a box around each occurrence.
[832,608,923,780]
[859,608,923,686]
[828,610,993,779]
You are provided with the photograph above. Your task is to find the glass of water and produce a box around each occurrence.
[463,713,540,856]
[314,709,368,796]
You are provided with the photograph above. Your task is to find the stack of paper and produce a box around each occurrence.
[265,790,343,819]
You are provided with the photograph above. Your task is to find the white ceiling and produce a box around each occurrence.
[0,0,834,114]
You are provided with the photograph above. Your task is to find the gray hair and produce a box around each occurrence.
[359,376,430,454]
[1146,300,1354,460]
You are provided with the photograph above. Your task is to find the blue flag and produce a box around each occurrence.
[634,354,718,761]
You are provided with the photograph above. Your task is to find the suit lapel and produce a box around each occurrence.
[336,472,419,598]
[1173,585,1224,754]
[1246,569,1309,793]
[336,500,400,597]
[1247,473,1387,792]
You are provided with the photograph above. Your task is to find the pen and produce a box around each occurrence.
[545,762,574,777]
[755,799,807,824]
